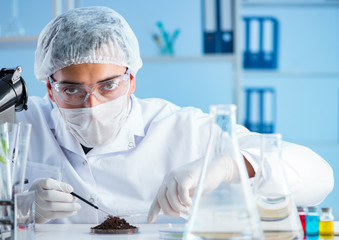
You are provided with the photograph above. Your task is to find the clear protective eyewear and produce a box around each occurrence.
[49,68,130,106]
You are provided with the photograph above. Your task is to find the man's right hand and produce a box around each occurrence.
[147,156,238,223]
[147,159,203,223]
[29,178,81,223]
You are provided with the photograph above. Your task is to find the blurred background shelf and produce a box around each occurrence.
[243,70,339,78]
[0,36,38,49]
[0,37,236,64]
[142,54,235,63]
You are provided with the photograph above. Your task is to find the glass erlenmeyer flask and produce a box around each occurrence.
[183,104,263,240]
[253,134,303,240]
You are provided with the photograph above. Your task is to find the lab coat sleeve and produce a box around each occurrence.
[236,125,334,206]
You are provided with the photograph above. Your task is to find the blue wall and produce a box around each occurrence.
[1,0,339,218]
[242,4,339,218]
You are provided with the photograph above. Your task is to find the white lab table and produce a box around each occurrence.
[35,223,183,240]
[34,223,339,240]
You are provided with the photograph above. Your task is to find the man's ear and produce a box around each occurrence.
[129,74,136,95]
[47,81,55,102]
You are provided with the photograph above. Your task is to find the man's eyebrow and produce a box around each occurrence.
[98,74,122,83]
[57,80,81,84]
[55,74,122,84]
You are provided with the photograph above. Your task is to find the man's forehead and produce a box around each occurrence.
[53,64,126,84]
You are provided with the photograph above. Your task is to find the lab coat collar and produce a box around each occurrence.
[126,94,145,138]
[50,95,145,156]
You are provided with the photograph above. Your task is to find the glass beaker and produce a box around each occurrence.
[253,134,303,240]
[11,123,32,194]
[14,191,35,240]
[0,123,18,240]
[0,123,18,200]
[183,104,263,240]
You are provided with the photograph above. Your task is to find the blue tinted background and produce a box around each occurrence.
[1,0,338,218]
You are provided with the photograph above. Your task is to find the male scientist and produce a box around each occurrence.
[15,6,334,224]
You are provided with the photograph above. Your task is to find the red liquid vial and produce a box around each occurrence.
[297,206,306,235]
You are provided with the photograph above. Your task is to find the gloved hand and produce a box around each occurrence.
[147,157,237,223]
[29,178,81,224]
[147,159,203,223]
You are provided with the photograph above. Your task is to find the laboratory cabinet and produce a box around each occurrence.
[241,2,339,145]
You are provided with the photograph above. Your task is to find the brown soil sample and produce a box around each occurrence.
[91,215,137,230]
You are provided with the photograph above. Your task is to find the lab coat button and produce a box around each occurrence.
[128,142,134,149]
[89,198,95,203]
[83,160,87,166]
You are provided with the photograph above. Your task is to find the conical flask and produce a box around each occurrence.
[183,104,263,240]
[253,134,304,240]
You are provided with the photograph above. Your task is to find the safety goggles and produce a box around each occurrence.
[49,68,130,106]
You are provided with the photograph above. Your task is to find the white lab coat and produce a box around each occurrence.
[15,94,334,224]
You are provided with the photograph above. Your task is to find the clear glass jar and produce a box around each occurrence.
[319,207,334,238]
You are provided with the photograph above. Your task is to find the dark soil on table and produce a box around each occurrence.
[91,215,137,230]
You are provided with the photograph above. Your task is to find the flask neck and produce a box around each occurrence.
[260,134,283,166]
[255,133,291,196]
[210,104,237,136]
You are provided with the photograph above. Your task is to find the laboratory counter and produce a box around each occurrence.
[35,223,181,240]
[34,223,339,240]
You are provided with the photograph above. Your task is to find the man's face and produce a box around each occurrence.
[47,63,135,108]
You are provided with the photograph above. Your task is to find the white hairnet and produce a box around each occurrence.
[34,6,142,82]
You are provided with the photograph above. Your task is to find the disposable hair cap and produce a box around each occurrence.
[34,6,143,82]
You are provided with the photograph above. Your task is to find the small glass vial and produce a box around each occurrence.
[297,206,306,235]
[306,206,319,237]
[319,207,334,239]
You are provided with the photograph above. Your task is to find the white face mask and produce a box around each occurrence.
[58,93,129,148]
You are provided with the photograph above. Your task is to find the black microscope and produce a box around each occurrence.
[0,66,28,124]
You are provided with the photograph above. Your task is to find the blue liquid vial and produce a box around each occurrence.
[306,206,319,237]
